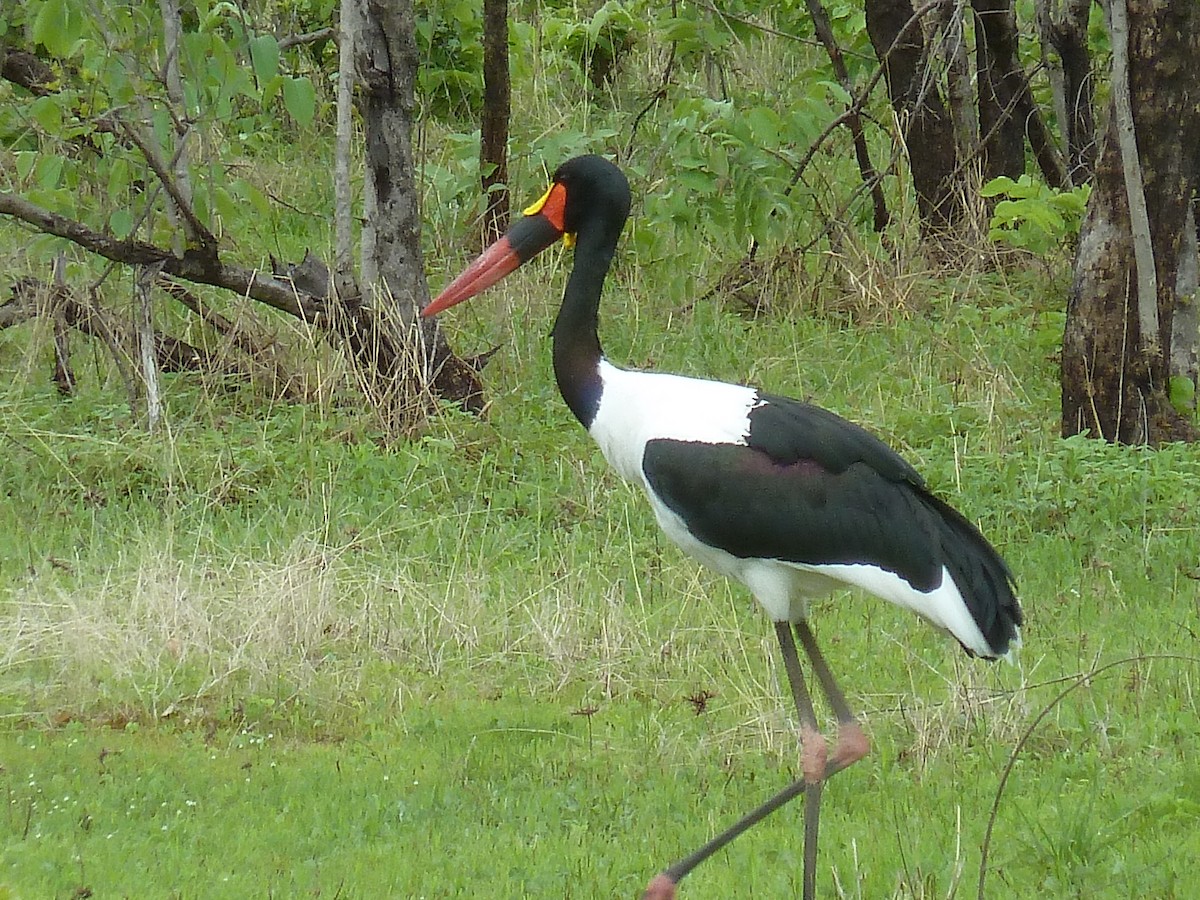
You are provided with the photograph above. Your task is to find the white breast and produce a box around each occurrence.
[587,360,758,482]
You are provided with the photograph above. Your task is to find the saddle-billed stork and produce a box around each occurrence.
[423,155,1022,899]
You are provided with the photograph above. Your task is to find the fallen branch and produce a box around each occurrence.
[3,277,249,379]
[157,276,308,400]
[279,27,336,51]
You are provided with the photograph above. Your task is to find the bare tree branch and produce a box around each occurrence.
[2,277,244,380]
[279,27,336,51]
[0,190,325,322]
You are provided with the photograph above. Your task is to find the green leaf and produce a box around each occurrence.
[745,106,780,146]
[282,76,316,127]
[1168,376,1196,417]
[107,156,132,197]
[109,208,135,239]
[677,169,715,194]
[35,154,63,190]
[980,176,1019,198]
[32,0,81,58]
[818,80,852,107]
[192,190,209,229]
[15,151,37,181]
[249,33,280,84]
[213,185,239,223]
[659,16,700,45]
[236,178,272,218]
[260,73,285,108]
[30,95,63,132]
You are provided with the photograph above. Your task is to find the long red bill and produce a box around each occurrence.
[422,235,522,317]
[422,183,570,318]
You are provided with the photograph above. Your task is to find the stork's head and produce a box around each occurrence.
[422,155,630,317]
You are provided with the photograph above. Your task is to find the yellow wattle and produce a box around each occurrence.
[523,182,574,248]
[522,184,555,216]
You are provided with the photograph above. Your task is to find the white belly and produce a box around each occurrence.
[645,491,842,621]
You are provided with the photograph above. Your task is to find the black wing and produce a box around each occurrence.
[642,395,1022,654]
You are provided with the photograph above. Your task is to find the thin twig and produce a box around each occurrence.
[115,116,217,251]
[977,653,1200,899]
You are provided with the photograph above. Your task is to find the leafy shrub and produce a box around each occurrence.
[415,0,484,119]
[982,175,1091,255]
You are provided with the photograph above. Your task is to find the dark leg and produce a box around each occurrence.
[643,752,864,898]
[775,622,823,900]
[638,628,835,900]
[794,621,870,770]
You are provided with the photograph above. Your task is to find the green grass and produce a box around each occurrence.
[2,257,1199,897]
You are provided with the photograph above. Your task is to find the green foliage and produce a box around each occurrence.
[415,0,484,118]
[546,0,639,91]
[249,32,282,83]
[1168,375,1197,419]
[654,4,733,57]
[3,0,325,258]
[612,86,842,296]
[982,175,1092,254]
[281,73,317,126]
[31,0,84,58]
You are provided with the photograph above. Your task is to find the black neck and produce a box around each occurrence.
[551,226,618,427]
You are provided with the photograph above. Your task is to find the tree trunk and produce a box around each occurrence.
[1171,205,1199,417]
[864,0,963,232]
[1061,0,1200,444]
[934,0,977,166]
[334,0,357,286]
[480,0,511,245]
[158,0,194,257]
[1040,0,1096,185]
[351,0,485,422]
[135,265,164,431]
[804,0,889,232]
[971,0,1025,182]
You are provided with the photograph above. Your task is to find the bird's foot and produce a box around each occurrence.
[642,873,677,899]
[799,725,828,784]
[800,722,867,783]
[826,721,869,775]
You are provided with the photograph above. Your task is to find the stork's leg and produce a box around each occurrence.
[775,621,823,900]
[642,746,866,898]
[794,622,870,772]
[641,624,866,900]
